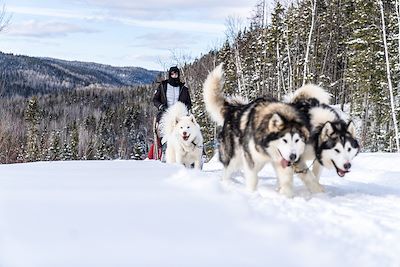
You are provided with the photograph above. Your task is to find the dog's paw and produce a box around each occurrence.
[279,187,294,198]
[246,185,257,193]
[309,182,325,194]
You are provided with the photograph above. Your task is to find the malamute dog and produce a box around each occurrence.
[203,64,324,197]
[289,84,360,182]
[160,102,204,169]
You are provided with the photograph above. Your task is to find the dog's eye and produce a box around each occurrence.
[295,139,299,143]
[187,126,190,129]
[283,139,288,143]
[347,147,351,152]
[334,148,340,153]
[180,127,183,129]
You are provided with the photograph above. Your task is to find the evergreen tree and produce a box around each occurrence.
[70,121,79,160]
[345,0,388,151]
[24,96,40,162]
[48,131,62,161]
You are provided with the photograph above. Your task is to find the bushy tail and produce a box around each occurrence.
[203,64,226,126]
[160,102,188,138]
[291,84,331,105]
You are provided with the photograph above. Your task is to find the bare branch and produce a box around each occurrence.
[0,4,11,33]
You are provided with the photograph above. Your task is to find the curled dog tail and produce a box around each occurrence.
[203,64,248,126]
[291,84,331,105]
[160,102,188,138]
[203,64,226,126]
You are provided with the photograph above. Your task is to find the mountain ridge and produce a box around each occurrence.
[0,51,161,96]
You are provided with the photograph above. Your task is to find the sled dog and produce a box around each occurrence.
[289,84,360,182]
[203,64,324,197]
[160,102,203,169]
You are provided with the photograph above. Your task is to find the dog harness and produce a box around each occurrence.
[293,158,317,174]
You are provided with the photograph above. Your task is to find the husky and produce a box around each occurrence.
[203,64,324,197]
[160,102,204,169]
[289,84,360,182]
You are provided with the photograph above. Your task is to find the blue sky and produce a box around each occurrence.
[0,0,259,70]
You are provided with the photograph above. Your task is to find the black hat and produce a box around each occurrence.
[169,66,180,76]
[168,66,181,86]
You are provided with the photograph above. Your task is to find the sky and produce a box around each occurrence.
[0,0,260,70]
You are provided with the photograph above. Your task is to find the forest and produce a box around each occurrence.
[0,0,399,163]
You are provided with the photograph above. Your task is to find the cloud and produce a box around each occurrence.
[118,18,224,34]
[76,0,254,10]
[132,31,202,50]
[77,0,256,21]
[8,5,226,34]
[6,20,97,38]
[8,6,97,20]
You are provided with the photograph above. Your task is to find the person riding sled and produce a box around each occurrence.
[149,66,192,160]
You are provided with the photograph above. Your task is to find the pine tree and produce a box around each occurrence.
[217,40,238,95]
[48,131,61,161]
[268,1,286,98]
[62,143,72,160]
[345,0,388,151]
[24,96,40,162]
[70,121,79,160]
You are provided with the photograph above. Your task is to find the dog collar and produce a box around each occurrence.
[293,158,317,174]
[191,138,203,149]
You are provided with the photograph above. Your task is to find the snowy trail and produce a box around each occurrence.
[0,153,400,267]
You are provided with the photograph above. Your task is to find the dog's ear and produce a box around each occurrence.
[189,114,196,124]
[174,118,180,125]
[320,122,334,142]
[268,113,284,132]
[347,121,356,138]
[300,126,310,141]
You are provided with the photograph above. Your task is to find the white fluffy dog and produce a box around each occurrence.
[160,102,203,169]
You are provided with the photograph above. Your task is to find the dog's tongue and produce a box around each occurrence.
[337,169,348,177]
[281,158,290,168]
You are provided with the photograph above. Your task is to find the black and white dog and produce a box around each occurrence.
[203,64,324,197]
[289,84,360,184]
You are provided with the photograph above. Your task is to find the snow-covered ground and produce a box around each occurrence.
[0,153,400,267]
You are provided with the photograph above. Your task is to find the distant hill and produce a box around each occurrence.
[0,52,161,96]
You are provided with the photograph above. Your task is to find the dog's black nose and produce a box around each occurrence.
[344,163,351,170]
[289,153,296,161]
[183,131,187,136]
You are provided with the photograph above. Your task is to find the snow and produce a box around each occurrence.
[1,153,400,267]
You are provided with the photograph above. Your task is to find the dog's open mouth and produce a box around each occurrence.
[331,160,349,177]
[278,150,292,168]
[281,159,291,168]
[182,134,190,141]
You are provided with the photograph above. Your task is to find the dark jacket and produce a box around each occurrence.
[153,80,192,120]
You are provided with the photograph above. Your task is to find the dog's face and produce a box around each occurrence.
[319,121,360,177]
[266,114,309,168]
[174,115,199,143]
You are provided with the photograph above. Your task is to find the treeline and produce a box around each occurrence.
[180,0,400,154]
[0,85,155,163]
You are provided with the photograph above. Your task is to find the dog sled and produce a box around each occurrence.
[147,117,162,160]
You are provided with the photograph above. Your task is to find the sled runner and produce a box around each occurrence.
[148,117,162,160]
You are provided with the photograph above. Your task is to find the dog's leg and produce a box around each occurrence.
[193,152,202,170]
[166,146,175,164]
[311,161,323,182]
[243,162,259,192]
[274,163,294,198]
[175,151,184,166]
[245,159,267,192]
[222,161,236,182]
[296,161,325,193]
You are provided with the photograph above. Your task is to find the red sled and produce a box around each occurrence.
[148,138,162,160]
